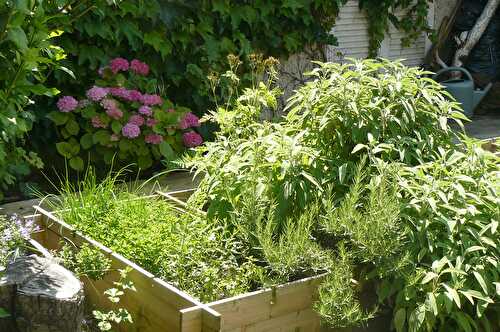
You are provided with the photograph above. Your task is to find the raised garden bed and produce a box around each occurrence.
[32,191,340,332]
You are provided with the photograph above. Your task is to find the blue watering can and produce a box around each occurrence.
[433,67,492,118]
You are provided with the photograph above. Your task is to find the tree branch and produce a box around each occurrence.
[452,0,500,67]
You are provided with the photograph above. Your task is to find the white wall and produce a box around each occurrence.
[326,0,436,66]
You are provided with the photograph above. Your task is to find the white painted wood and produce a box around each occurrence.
[327,0,430,67]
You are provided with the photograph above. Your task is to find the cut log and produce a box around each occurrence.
[0,255,84,332]
[452,0,500,67]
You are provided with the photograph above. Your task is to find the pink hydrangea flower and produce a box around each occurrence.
[182,131,203,147]
[179,112,200,129]
[122,123,141,138]
[138,105,152,116]
[86,86,108,101]
[106,108,123,120]
[108,87,129,100]
[110,134,120,141]
[57,96,78,112]
[144,134,163,144]
[141,94,162,106]
[130,59,150,76]
[109,57,129,74]
[128,90,143,102]
[91,116,107,128]
[146,118,158,127]
[101,98,118,111]
[77,99,91,109]
[128,114,145,126]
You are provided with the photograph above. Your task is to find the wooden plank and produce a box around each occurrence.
[34,206,200,332]
[182,274,326,332]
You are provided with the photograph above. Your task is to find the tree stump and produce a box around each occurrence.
[0,255,84,332]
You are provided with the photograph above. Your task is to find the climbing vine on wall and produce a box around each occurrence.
[50,0,432,112]
[359,0,433,57]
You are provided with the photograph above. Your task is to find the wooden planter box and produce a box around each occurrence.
[32,190,388,332]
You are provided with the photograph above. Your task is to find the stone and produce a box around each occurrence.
[0,255,84,332]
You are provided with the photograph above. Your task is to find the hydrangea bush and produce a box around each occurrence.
[49,58,203,170]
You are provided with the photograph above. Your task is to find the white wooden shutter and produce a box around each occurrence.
[326,1,434,67]
[328,1,371,60]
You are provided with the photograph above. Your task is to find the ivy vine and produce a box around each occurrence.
[359,0,433,57]
[48,0,432,113]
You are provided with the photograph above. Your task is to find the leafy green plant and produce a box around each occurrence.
[50,0,432,115]
[56,242,111,281]
[48,57,201,171]
[52,1,346,113]
[48,168,265,302]
[188,58,463,223]
[254,203,332,282]
[286,59,465,169]
[92,268,135,332]
[0,1,65,199]
[359,0,433,57]
[383,141,500,332]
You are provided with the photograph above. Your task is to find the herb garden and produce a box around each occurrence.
[1,1,499,332]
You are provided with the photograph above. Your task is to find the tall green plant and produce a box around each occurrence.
[385,141,500,332]
[0,1,95,199]
[188,58,464,223]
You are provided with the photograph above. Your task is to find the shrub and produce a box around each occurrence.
[285,59,465,171]
[384,141,500,332]
[49,58,203,170]
[0,1,74,199]
[51,1,347,113]
[188,58,464,222]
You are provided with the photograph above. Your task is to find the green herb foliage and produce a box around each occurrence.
[56,242,112,281]
[188,58,499,330]
[188,58,463,223]
[51,169,264,302]
[385,142,500,332]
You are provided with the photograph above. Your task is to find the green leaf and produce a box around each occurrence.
[0,307,10,318]
[351,144,367,154]
[137,155,153,169]
[421,272,438,284]
[408,305,425,332]
[80,133,94,150]
[472,271,489,294]
[453,312,472,332]
[65,119,80,136]
[47,111,69,126]
[93,130,110,146]
[442,283,461,308]
[56,142,75,158]
[427,293,438,316]
[69,156,84,171]
[7,26,28,50]
[119,140,133,151]
[394,308,406,332]
[338,163,348,184]
[81,107,97,119]
[159,141,175,160]
[111,121,122,134]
